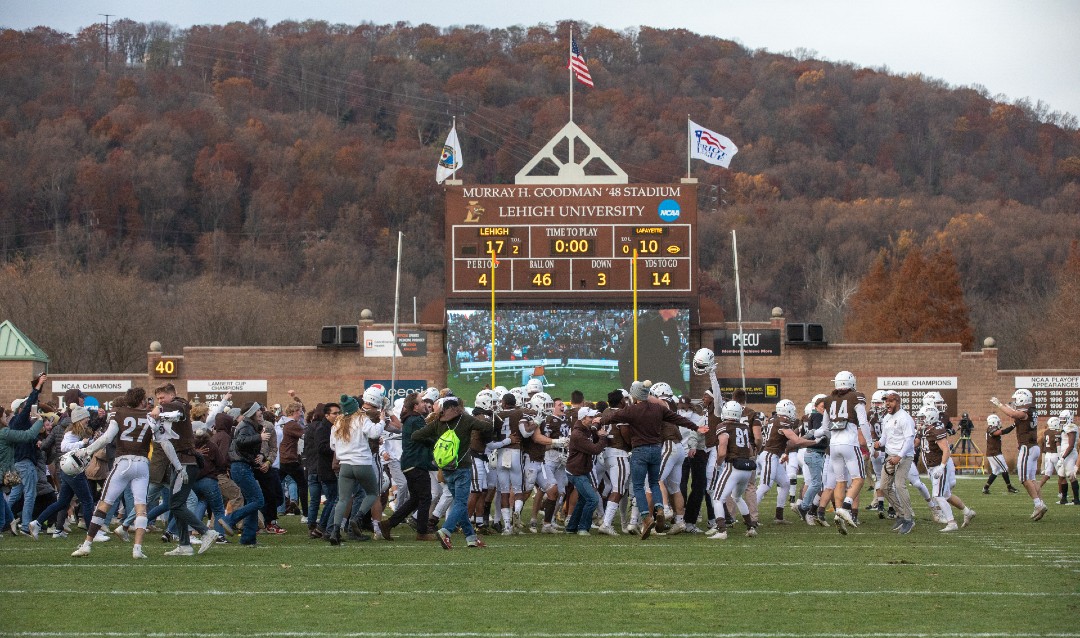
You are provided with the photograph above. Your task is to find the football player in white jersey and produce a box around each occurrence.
[812,371,872,534]
[1056,410,1078,505]
[1038,417,1062,499]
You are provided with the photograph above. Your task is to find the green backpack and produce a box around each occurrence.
[433,424,461,470]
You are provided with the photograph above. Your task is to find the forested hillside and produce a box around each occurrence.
[1,19,1078,372]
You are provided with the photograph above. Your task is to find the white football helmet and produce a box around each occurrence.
[811,393,828,407]
[916,405,940,427]
[421,387,440,403]
[1011,388,1033,407]
[692,348,715,375]
[529,392,554,417]
[649,381,674,400]
[1058,409,1073,425]
[775,399,797,420]
[474,389,494,412]
[59,450,89,476]
[1046,416,1061,431]
[721,400,743,421]
[870,390,887,416]
[833,371,856,391]
[525,378,543,395]
[362,385,386,408]
[509,387,530,408]
[490,386,508,406]
[804,402,815,417]
[986,414,1002,430]
[923,391,947,413]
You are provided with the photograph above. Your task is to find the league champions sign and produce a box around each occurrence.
[877,377,958,418]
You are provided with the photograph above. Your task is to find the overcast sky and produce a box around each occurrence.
[3,0,1078,119]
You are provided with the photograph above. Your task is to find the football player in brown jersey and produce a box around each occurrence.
[755,399,816,524]
[915,405,975,531]
[991,389,1048,520]
[520,393,570,534]
[707,400,760,539]
[70,387,191,559]
[982,414,1019,494]
[598,390,634,535]
[866,390,889,517]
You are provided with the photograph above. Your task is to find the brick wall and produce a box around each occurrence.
[5,317,1075,471]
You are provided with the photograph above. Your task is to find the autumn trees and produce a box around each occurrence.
[0,20,1077,371]
[845,237,974,348]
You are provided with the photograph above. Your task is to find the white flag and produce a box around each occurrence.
[436,124,463,183]
[688,119,738,168]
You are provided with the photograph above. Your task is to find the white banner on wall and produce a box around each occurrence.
[1014,376,1080,389]
[877,377,957,389]
[52,380,132,393]
[187,380,268,393]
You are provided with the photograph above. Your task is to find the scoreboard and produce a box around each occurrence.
[444,183,697,301]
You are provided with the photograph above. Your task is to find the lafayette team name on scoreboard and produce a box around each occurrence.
[444,183,697,300]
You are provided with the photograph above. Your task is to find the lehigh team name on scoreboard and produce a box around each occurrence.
[444,183,698,300]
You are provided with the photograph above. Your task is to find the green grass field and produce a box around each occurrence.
[449,366,631,405]
[2,477,1078,637]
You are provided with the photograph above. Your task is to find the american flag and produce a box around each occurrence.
[568,35,593,88]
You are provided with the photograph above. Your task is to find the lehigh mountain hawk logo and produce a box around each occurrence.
[464,201,485,223]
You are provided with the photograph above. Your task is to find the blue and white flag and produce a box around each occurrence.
[689,119,738,168]
[436,123,463,183]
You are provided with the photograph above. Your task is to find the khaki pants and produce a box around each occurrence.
[881,456,914,521]
[218,475,243,513]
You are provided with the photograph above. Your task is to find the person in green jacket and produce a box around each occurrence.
[1,415,45,537]
[411,397,493,549]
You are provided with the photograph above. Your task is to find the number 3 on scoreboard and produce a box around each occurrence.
[531,272,553,287]
[597,272,607,287]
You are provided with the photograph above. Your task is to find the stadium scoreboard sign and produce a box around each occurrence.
[445,183,697,301]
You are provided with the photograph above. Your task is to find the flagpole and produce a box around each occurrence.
[569,26,574,122]
[391,231,403,399]
[686,115,691,179]
[732,230,746,391]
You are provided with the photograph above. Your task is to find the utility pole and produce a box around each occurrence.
[100,14,113,72]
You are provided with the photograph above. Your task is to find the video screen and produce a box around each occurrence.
[446,307,691,404]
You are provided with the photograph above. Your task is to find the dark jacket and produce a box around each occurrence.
[599,401,695,449]
[210,414,235,459]
[197,438,228,479]
[1,418,44,474]
[311,418,336,482]
[567,420,607,476]
[399,411,436,472]
[10,386,42,463]
[229,417,262,465]
[411,411,494,468]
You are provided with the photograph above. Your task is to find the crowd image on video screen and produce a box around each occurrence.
[445,307,690,399]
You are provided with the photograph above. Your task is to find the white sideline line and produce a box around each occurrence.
[0,561,1060,569]
[0,588,1072,597]
[2,632,1079,638]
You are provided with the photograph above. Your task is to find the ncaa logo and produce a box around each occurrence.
[658,199,681,223]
